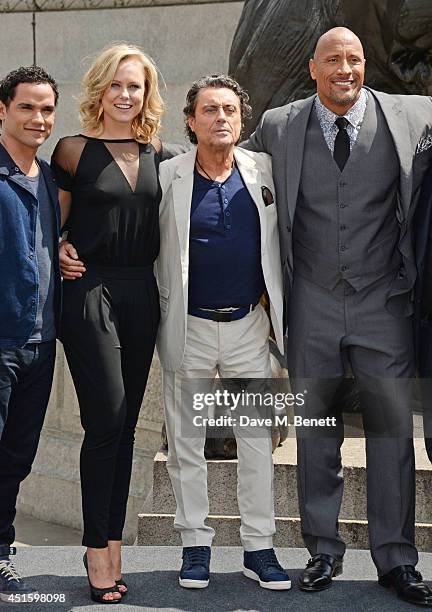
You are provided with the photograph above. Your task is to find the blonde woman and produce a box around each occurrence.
[52,44,165,604]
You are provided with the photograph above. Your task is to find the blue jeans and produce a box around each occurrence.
[0,341,55,545]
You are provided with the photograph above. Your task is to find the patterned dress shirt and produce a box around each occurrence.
[314,88,368,154]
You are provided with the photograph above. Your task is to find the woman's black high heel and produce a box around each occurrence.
[83,552,121,604]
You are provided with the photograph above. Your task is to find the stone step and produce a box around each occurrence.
[152,436,432,522]
[18,428,156,544]
[137,513,432,551]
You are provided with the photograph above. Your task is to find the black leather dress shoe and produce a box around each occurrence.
[379,565,432,607]
[298,554,343,592]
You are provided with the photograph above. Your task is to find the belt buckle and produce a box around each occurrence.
[196,304,255,321]
[212,307,239,313]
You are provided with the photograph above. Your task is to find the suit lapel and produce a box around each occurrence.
[234,148,265,249]
[370,89,413,220]
[285,96,315,224]
[171,149,196,285]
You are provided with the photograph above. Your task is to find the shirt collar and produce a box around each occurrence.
[0,142,42,180]
[315,88,368,129]
[0,142,22,177]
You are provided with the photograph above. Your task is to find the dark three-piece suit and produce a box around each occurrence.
[243,87,432,575]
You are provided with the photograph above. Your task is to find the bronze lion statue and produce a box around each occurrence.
[229,0,432,136]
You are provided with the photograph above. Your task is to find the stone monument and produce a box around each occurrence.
[229,0,432,136]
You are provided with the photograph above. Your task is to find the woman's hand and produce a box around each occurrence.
[60,240,86,280]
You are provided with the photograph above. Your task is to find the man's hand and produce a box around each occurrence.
[60,240,86,280]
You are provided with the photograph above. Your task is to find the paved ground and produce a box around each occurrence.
[3,545,432,611]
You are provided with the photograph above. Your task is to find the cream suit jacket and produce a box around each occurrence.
[156,146,284,372]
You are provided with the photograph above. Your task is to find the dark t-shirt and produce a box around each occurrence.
[188,167,265,308]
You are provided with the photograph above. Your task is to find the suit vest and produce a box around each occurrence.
[293,93,401,291]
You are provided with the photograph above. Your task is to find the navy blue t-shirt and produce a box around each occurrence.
[188,167,265,309]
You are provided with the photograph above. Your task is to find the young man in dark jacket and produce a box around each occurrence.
[0,66,61,602]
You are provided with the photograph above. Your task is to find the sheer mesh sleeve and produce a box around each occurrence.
[51,136,86,191]
[151,135,162,155]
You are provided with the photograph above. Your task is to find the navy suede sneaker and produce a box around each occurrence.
[0,547,37,603]
[179,546,211,588]
[243,548,291,590]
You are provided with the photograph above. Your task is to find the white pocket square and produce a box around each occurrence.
[416,135,432,155]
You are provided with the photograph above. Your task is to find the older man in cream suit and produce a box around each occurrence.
[156,75,290,591]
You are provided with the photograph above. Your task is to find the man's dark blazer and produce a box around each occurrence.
[414,162,432,461]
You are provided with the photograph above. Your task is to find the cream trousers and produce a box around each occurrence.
[162,305,276,551]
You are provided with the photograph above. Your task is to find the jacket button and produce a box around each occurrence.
[286,226,291,232]
[28,252,34,259]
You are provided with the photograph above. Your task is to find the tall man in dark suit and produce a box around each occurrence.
[243,27,432,606]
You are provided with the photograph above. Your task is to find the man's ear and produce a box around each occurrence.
[309,58,317,81]
[0,101,7,122]
[187,115,195,133]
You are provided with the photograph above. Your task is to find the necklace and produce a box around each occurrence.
[195,157,234,182]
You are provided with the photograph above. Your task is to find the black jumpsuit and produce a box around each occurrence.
[52,135,161,547]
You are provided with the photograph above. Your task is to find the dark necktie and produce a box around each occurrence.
[333,116,350,171]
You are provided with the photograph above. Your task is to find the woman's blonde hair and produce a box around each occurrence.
[79,43,164,142]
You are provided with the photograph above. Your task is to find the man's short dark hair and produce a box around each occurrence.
[183,74,252,144]
[0,66,59,106]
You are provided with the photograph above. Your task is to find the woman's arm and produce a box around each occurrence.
[59,187,72,229]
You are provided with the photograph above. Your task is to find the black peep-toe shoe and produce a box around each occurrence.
[83,552,121,604]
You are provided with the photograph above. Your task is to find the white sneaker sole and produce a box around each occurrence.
[178,577,209,589]
[243,567,292,590]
